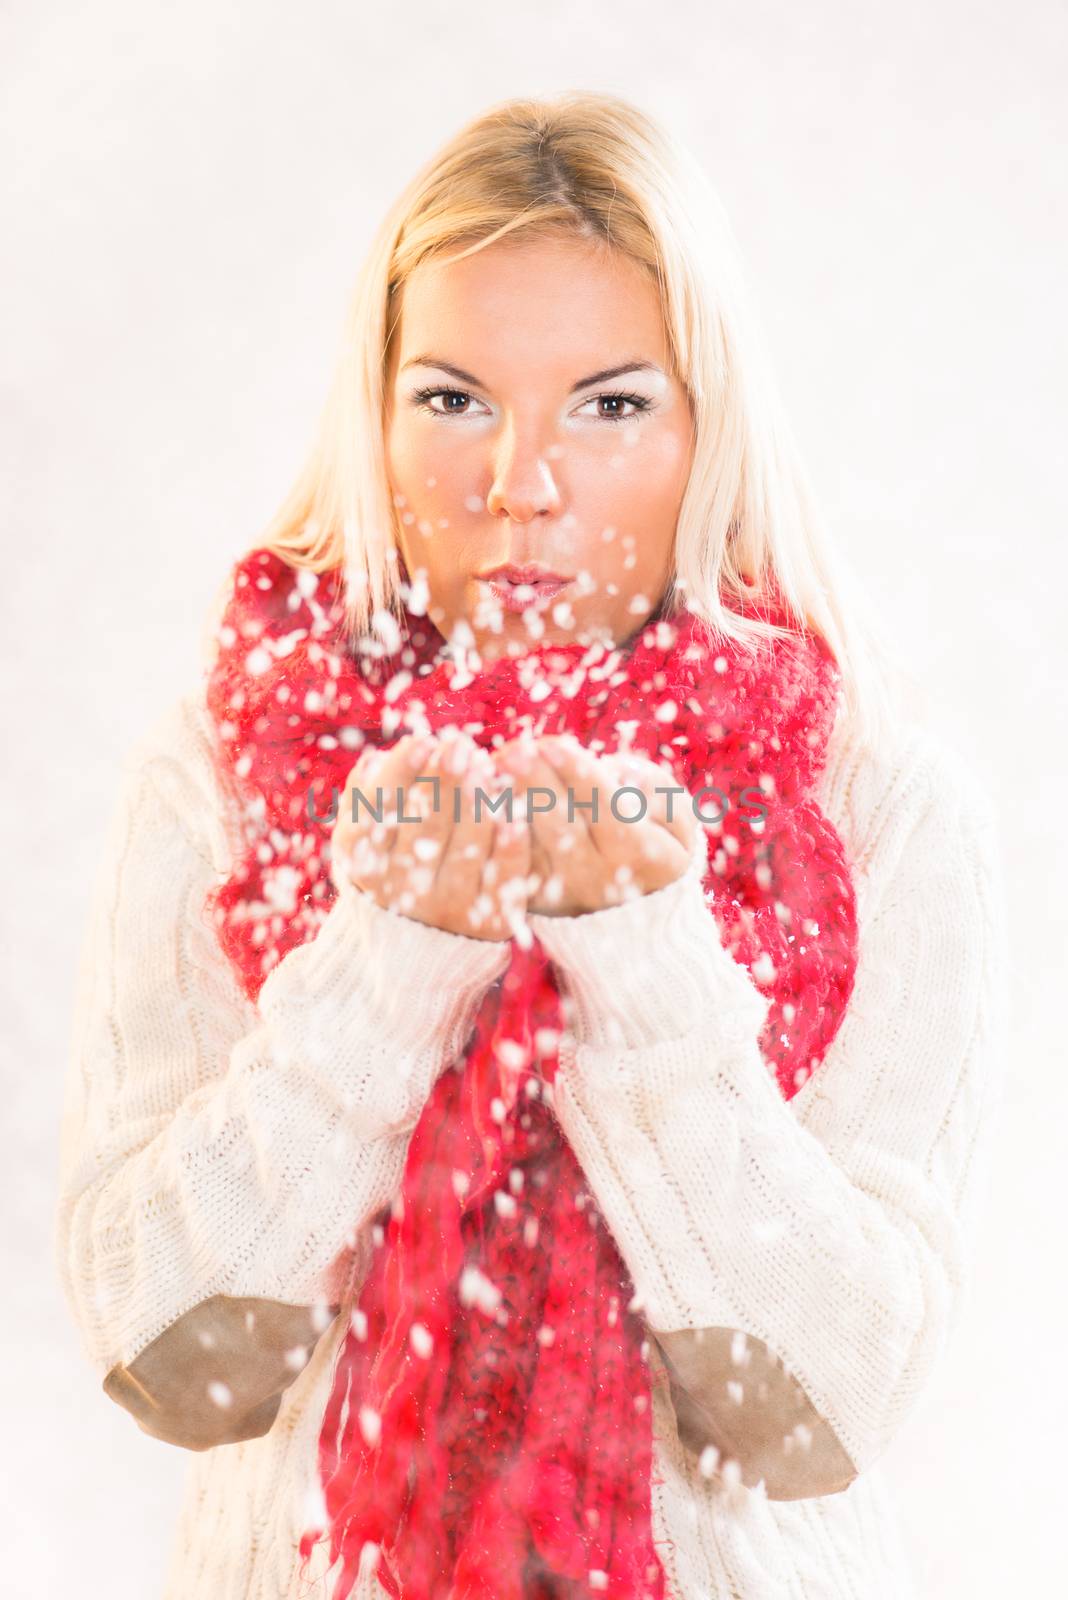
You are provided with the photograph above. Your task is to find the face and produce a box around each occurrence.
[384,233,694,662]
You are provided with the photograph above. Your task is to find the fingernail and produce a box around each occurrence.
[446,739,472,775]
[501,741,534,775]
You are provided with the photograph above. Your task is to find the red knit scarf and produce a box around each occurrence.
[204,547,858,1600]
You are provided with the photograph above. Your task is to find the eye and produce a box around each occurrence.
[574,390,653,424]
[408,384,653,424]
[409,385,490,419]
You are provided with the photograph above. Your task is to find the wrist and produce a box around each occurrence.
[257,872,513,1077]
[527,833,770,1050]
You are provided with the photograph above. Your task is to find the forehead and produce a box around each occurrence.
[393,234,669,376]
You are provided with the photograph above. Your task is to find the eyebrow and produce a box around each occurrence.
[399,356,663,393]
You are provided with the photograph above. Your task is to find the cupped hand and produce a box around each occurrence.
[494,733,700,917]
[329,732,531,941]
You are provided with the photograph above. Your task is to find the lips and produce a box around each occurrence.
[478,564,574,614]
[482,564,570,586]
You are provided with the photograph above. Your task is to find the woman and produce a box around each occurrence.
[55,92,1004,1599]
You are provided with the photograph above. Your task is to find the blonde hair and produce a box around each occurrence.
[256,90,907,748]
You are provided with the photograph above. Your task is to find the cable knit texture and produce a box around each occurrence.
[55,644,1006,1599]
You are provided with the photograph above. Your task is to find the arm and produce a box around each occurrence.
[55,703,511,1447]
[99,1294,335,1452]
[527,741,1006,1496]
[652,1323,857,1498]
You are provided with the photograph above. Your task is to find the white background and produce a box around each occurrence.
[3,2,1064,1594]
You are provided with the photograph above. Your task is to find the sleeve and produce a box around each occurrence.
[55,736,512,1384]
[525,751,1007,1477]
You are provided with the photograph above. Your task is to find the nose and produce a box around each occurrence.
[484,425,562,523]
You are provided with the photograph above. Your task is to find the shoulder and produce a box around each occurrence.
[117,546,297,862]
[816,704,1000,922]
[117,688,243,875]
[197,545,310,673]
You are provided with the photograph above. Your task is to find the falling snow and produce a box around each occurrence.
[197,540,861,1591]
[358,1406,381,1447]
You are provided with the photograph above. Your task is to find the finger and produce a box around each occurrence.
[493,736,549,871]
[344,734,414,822]
[588,747,699,860]
[483,811,532,938]
[377,732,434,805]
[386,739,447,890]
[437,726,482,776]
[494,732,540,779]
[343,743,386,814]
[533,737,603,856]
[433,747,502,932]
[341,734,430,887]
[417,732,478,849]
[538,739,651,907]
[513,748,578,884]
[496,761,555,894]
[599,756,697,889]
[537,738,690,903]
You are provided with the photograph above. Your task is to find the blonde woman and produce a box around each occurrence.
[56,92,1005,1599]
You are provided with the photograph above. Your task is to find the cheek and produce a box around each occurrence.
[604,431,689,585]
[578,432,687,569]
[386,415,430,500]
[633,423,692,505]
[576,426,690,543]
[387,422,470,592]
[389,418,476,518]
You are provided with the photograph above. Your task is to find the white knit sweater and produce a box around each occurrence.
[55,686,1006,1599]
